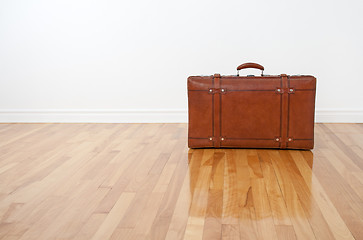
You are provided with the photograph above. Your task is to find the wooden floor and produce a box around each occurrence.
[0,124,362,240]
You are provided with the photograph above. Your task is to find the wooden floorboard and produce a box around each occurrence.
[0,123,362,239]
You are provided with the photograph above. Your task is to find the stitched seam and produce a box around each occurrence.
[279,77,282,148]
[280,75,289,149]
[227,90,276,92]
[189,137,212,139]
[287,76,290,148]
[225,138,278,140]
[188,89,315,92]
[215,76,221,148]
[220,78,222,145]
[294,89,315,91]
[212,77,214,140]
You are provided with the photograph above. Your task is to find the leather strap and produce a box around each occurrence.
[280,74,289,149]
[213,74,221,148]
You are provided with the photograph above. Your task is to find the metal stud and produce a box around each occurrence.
[209,137,213,141]
[288,138,292,141]
[277,89,281,92]
[221,137,225,141]
[289,88,293,92]
[275,138,280,142]
[209,89,213,92]
[221,89,225,92]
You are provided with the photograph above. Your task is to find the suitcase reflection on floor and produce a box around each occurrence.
[185,149,314,239]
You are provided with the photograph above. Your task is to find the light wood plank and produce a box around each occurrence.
[0,123,362,240]
[91,192,135,240]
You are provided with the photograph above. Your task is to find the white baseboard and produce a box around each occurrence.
[314,109,363,123]
[0,109,362,123]
[0,109,188,123]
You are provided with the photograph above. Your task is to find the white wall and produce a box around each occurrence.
[1,0,362,123]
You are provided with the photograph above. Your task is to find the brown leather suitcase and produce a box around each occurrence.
[188,63,316,149]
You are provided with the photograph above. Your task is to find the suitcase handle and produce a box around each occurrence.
[237,63,264,76]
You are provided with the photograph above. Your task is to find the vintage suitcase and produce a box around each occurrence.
[188,63,316,149]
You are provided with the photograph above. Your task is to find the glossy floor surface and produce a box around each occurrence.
[0,123,362,240]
